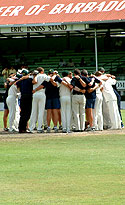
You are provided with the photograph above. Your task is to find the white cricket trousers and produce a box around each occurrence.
[60,96,71,131]
[107,100,121,129]
[72,95,86,131]
[30,92,46,131]
[6,95,20,131]
[93,94,103,130]
[102,97,111,128]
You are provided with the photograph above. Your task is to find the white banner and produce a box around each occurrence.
[0,24,87,34]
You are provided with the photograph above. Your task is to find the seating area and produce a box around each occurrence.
[26,50,125,75]
[0,50,125,90]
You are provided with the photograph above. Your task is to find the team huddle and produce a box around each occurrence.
[3,66,123,133]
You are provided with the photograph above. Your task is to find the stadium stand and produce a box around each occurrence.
[0,49,124,103]
[0,50,125,77]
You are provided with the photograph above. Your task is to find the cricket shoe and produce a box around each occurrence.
[54,127,58,133]
[62,128,67,133]
[85,127,95,132]
[46,127,51,133]
[4,128,9,131]
[37,129,44,133]
[9,128,18,133]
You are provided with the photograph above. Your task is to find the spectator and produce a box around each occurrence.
[115,38,122,51]
[80,57,86,67]
[104,31,111,51]
[15,54,20,70]
[2,67,9,81]
[20,54,27,66]
[58,58,66,68]
[89,57,96,66]
[67,58,75,67]
[9,66,16,75]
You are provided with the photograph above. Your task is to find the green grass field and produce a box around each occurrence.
[0,111,125,204]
